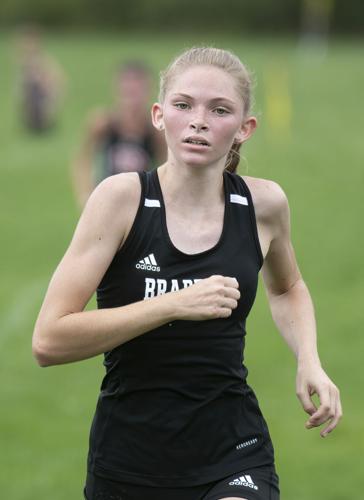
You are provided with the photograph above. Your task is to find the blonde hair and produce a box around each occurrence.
[159,47,253,173]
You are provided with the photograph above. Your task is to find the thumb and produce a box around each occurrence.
[297,387,317,416]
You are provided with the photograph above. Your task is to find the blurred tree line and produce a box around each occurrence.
[0,0,362,33]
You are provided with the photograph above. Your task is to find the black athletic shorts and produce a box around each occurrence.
[84,465,279,500]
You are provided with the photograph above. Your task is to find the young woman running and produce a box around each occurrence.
[33,47,342,500]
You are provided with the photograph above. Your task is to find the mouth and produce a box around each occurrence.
[183,136,210,147]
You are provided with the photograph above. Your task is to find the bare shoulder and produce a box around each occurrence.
[241,175,289,224]
[80,173,141,248]
[87,172,141,215]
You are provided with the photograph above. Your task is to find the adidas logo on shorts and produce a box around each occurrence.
[229,474,258,490]
[135,253,160,272]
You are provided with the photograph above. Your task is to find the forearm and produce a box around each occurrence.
[33,294,176,367]
[267,278,321,366]
[34,273,239,367]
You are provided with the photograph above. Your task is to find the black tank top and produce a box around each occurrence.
[98,122,155,179]
[87,169,275,487]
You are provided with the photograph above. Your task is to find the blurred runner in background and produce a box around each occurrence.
[15,25,66,133]
[72,61,166,208]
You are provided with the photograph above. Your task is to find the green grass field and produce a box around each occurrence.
[0,31,363,499]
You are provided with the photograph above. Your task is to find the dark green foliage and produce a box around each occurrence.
[0,0,363,33]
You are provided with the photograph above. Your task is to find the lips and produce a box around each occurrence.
[183,136,210,147]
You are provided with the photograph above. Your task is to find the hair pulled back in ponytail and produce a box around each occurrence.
[159,47,253,173]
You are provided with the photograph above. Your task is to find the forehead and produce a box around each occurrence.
[167,65,240,102]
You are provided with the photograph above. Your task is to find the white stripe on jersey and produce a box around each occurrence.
[230,194,248,206]
[144,198,161,207]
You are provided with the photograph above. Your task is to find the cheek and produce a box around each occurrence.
[163,109,186,135]
[214,119,241,144]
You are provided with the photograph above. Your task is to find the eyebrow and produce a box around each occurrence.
[171,93,236,106]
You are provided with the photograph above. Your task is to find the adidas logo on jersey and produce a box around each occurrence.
[229,474,258,490]
[136,253,160,272]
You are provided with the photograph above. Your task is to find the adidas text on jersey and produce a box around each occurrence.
[229,474,258,490]
[136,253,160,272]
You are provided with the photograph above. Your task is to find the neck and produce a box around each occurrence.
[158,159,226,209]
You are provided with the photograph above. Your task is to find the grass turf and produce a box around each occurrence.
[0,31,363,499]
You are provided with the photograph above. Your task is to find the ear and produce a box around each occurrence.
[151,102,164,131]
[234,116,257,145]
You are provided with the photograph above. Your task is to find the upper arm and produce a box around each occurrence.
[259,182,301,296]
[35,174,141,328]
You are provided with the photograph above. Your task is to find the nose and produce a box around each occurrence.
[189,109,209,132]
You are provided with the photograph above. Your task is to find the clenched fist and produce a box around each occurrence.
[170,275,241,321]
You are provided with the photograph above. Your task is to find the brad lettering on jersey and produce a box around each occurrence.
[144,277,202,299]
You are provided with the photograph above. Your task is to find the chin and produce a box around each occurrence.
[184,155,227,171]
[179,154,213,168]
